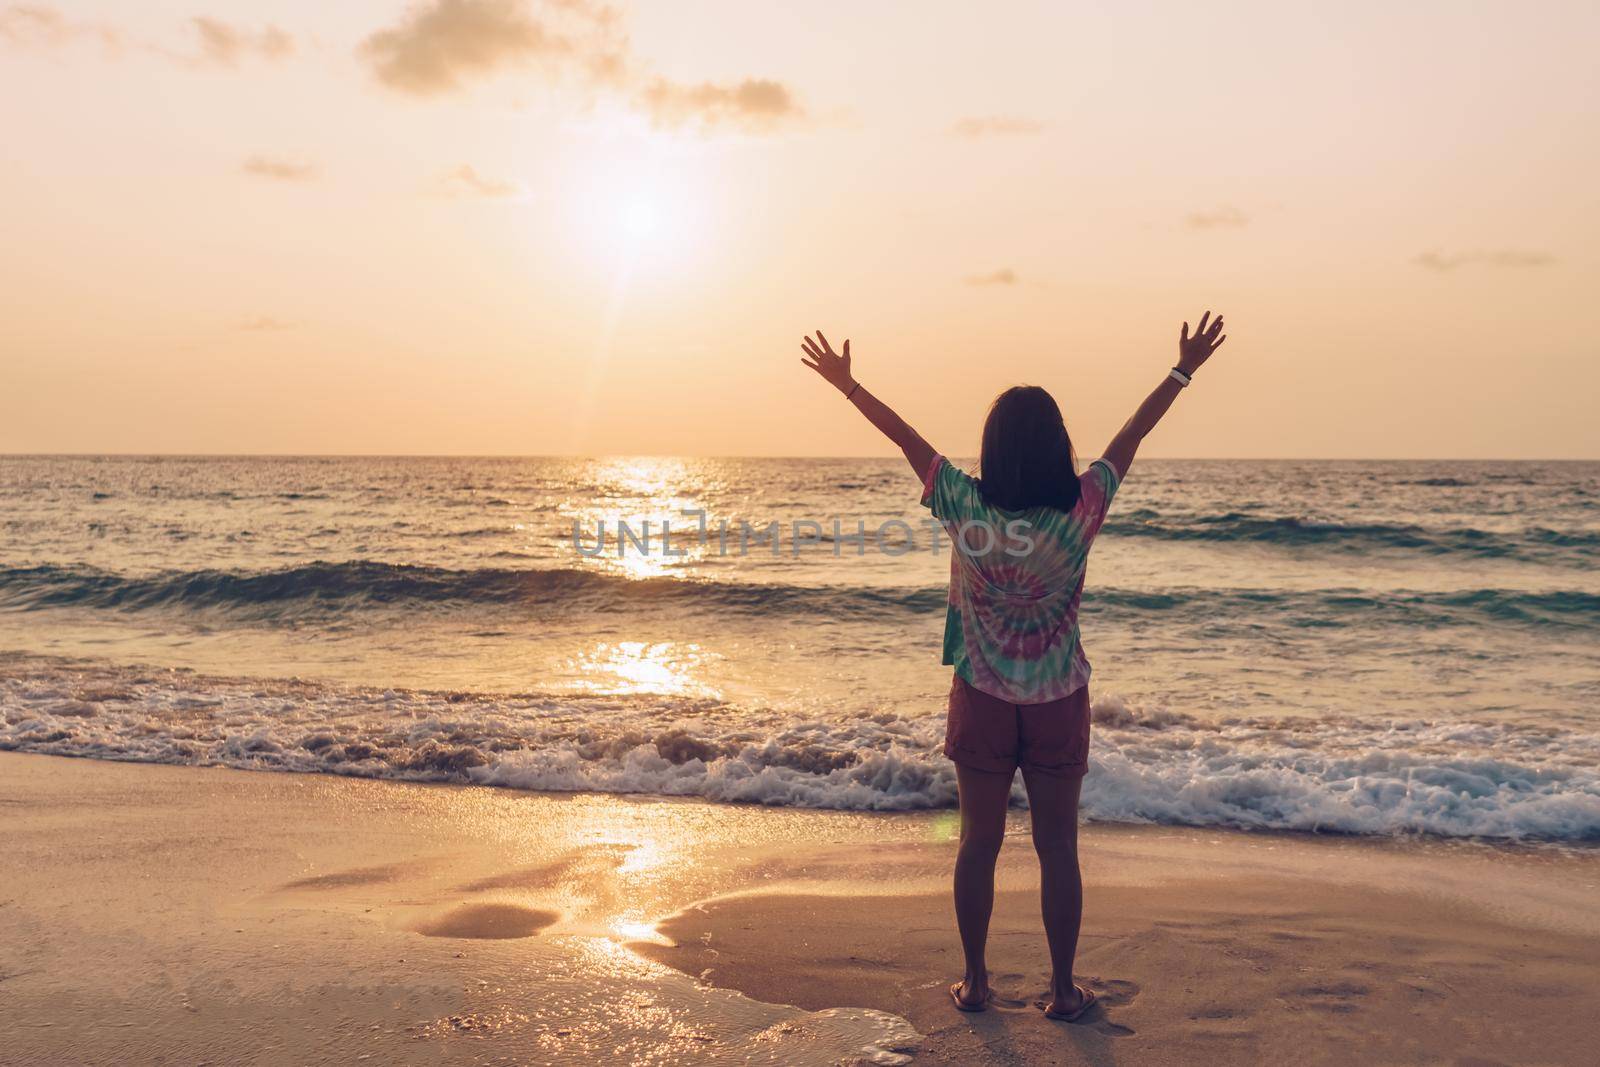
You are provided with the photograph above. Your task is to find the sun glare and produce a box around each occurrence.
[573,181,690,267]
[555,134,709,275]
[619,197,660,242]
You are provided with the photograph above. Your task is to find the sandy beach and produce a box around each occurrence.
[2,752,1595,1065]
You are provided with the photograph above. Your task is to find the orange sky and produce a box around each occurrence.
[1,0,1597,458]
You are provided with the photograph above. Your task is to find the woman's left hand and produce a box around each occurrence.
[801,331,856,395]
[1176,311,1226,375]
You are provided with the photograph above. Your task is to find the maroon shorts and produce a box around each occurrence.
[944,674,1091,776]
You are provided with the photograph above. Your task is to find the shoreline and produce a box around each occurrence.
[6,648,1597,842]
[2,752,1597,1064]
[13,741,1600,856]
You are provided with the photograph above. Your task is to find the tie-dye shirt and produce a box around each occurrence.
[921,455,1121,704]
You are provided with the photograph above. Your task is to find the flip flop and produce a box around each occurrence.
[949,981,993,1013]
[1038,985,1097,1022]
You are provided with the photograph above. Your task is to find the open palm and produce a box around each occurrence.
[800,331,855,394]
[1177,311,1226,373]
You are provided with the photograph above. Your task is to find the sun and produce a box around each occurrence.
[618,197,660,242]
[552,134,711,273]
[595,185,693,265]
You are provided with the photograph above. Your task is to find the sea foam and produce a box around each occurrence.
[3,656,1596,842]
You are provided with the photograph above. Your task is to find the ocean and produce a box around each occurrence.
[2,455,1596,842]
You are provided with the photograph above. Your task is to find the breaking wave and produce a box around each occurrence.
[1,563,1596,632]
[1103,512,1599,562]
[3,657,1596,842]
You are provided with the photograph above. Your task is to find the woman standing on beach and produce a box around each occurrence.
[800,311,1227,1021]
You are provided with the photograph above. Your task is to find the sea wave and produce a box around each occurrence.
[1103,512,1599,561]
[0,562,948,619]
[1,561,1597,633]
[3,657,1596,842]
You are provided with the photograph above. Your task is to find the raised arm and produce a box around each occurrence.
[1101,310,1227,477]
[800,330,937,481]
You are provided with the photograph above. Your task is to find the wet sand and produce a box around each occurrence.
[638,865,1600,1065]
[1,752,1596,1065]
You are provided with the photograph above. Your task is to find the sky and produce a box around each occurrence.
[1,0,1597,458]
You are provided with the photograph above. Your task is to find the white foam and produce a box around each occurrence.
[3,656,1597,841]
[1083,696,1600,838]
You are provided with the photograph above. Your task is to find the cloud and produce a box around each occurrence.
[435,164,524,198]
[1185,206,1249,230]
[637,77,801,131]
[1413,249,1555,271]
[358,0,581,95]
[191,17,293,66]
[950,116,1045,138]
[0,4,119,51]
[358,0,803,133]
[241,156,317,181]
[966,269,1018,287]
[238,315,292,332]
[3,7,293,67]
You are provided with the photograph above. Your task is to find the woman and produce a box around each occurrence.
[799,311,1228,1022]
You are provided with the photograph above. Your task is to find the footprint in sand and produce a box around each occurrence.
[281,862,409,890]
[414,903,559,940]
[1190,1004,1246,1021]
[1281,979,1371,1014]
[1088,977,1141,1007]
[1086,977,1142,1035]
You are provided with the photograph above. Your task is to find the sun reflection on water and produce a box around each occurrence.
[569,640,721,698]
[565,457,717,581]
[611,918,671,945]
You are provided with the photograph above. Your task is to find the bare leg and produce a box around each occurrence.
[951,762,1013,1008]
[1021,767,1091,1015]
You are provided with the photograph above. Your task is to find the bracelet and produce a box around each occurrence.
[845,380,862,400]
[1168,367,1192,387]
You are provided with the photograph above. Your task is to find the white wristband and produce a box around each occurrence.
[1168,367,1192,387]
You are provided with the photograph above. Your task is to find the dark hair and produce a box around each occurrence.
[977,385,1081,512]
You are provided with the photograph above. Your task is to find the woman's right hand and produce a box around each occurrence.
[1177,311,1226,374]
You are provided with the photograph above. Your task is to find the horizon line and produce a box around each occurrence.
[2,452,1597,463]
